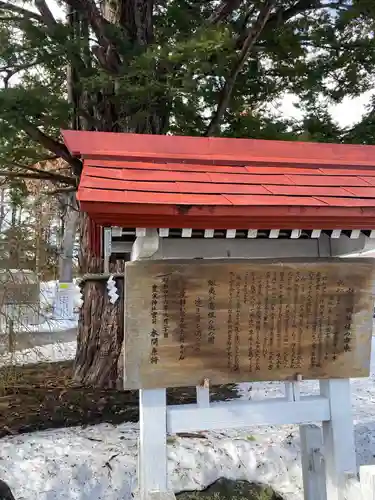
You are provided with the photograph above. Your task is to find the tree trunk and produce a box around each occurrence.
[74,212,125,387]
[73,0,169,387]
[0,187,5,235]
[58,193,78,283]
[34,201,43,279]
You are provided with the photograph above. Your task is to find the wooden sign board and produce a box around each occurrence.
[124,259,375,390]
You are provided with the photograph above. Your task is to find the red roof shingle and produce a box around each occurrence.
[61,130,375,229]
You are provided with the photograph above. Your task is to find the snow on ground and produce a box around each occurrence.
[14,317,79,334]
[20,318,78,334]
[0,340,77,366]
[1,339,375,500]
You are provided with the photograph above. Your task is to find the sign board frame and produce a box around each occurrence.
[124,258,374,390]
[122,230,374,500]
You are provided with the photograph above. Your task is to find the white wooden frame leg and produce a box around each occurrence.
[139,389,168,500]
[320,379,357,500]
[285,382,300,401]
[300,424,327,500]
[196,386,210,408]
[131,231,174,500]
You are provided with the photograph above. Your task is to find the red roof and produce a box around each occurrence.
[62,130,375,230]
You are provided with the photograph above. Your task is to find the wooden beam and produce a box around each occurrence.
[167,396,330,433]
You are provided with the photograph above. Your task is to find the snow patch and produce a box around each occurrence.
[1,339,375,499]
[0,311,374,498]
[0,341,77,366]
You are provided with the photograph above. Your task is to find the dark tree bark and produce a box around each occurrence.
[74,212,126,387]
[73,0,167,388]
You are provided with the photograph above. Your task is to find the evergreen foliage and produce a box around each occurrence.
[0,0,374,185]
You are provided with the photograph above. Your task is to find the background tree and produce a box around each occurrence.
[1,0,375,386]
[0,174,68,279]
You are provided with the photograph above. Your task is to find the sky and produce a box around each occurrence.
[275,91,374,129]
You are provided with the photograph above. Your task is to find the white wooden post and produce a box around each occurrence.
[103,227,112,273]
[300,424,327,500]
[130,230,172,500]
[285,382,301,401]
[196,385,210,408]
[285,382,294,401]
[139,389,168,499]
[320,379,357,500]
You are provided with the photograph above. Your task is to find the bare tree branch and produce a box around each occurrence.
[20,120,82,177]
[10,155,60,165]
[258,0,350,34]
[266,0,321,28]
[0,1,44,22]
[235,1,348,50]
[7,162,76,185]
[206,0,276,136]
[0,170,76,185]
[240,2,257,32]
[1,59,46,88]
[92,45,118,73]
[209,0,242,24]
[77,108,103,129]
[0,0,114,73]
[63,0,122,72]
[47,186,77,195]
[64,0,113,49]
[207,0,341,134]
[0,156,57,168]
[34,0,57,30]
[1,159,77,184]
